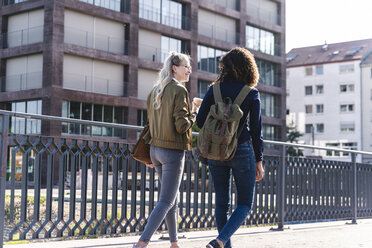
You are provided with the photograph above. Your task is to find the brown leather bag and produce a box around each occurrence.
[131,125,152,164]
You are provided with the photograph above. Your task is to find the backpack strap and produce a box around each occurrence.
[212,83,223,103]
[233,85,253,106]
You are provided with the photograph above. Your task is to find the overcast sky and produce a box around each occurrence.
[285,0,372,53]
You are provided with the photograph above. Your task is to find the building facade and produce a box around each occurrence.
[286,39,372,163]
[0,0,286,145]
[360,52,372,163]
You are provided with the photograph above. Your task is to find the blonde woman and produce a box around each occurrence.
[133,52,196,248]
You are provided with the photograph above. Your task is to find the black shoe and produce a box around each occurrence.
[206,239,222,248]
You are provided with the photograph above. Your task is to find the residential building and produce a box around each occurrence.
[360,52,372,163]
[286,39,372,162]
[0,0,286,150]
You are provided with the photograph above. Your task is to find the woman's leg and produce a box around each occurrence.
[138,146,185,244]
[216,144,256,247]
[208,160,232,248]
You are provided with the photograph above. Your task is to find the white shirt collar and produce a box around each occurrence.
[172,77,181,84]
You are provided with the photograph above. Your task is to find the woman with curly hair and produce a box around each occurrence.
[195,47,265,248]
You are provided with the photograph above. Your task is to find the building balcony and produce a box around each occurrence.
[1,72,42,92]
[63,72,127,97]
[139,5,190,30]
[206,0,239,11]
[2,26,43,48]
[64,26,129,55]
[246,3,281,26]
[2,0,29,5]
[79,0,130,13]
[198,21,239,44]
[138,44,174,63]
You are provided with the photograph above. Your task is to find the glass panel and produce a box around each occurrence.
[62,101,69,134]
[93,104,103,136]
[82,102,92,135]
[103,105,113,136]
[114,107,124,137]
[69,101,80,134]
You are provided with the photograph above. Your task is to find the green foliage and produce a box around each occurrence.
[286,121,304,157]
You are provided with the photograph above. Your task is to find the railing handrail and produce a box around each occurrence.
[1,110,372,156]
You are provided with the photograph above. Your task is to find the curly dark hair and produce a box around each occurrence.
[212,47,259,87]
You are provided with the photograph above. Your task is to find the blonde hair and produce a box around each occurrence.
[153,51,190,110]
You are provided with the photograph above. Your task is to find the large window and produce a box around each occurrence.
[305,86,313,95]
[256,59,280,87]
[197,45,225,74]
[340,83,354,93]
[262,124,279,141]
[198,80,210,98]
[161,36,182,62]
[139,0,188,29]
[316,104,324,114]
[340,104,354,113]
[315,65,323,75]
[62,101,127,138]
[79,0,130,13]
[246,25,278,56]
[11,100,42,135]
[340,123,355,133]
[339,64,354,73]
[326,142,357,157]
[261,93,280,118]
[137,109,147,126]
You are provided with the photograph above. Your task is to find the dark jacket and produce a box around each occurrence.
[196,79,263,162]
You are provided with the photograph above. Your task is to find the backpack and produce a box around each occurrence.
[197,83,252,161]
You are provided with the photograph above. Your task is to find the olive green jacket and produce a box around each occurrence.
[145,80,195,151]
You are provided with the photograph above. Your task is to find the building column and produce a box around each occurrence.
[188,0,199,99]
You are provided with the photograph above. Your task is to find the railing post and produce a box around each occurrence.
[276,144,286,230]
[351,153,358,224]
[0,114,10,248]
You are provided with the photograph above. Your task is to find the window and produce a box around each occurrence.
[256,59,280,87]
[339,64,354,73]
[316,85,324,94]
[305,124,313,134]
[161,36,182,62]
[262,124,279,141]
[316,65,323,75]
[246,25,279,56]
[11,100,42,135]
[198,80,210,98]
[305,67,313,76]
[316,123,324,133]
[261,93,280,118]
[326,143,340,157]
[305,86,313,95]
[340,104,354,113]
[137,109,147,126]
[305,105,313,114]
[62,101,127,138]
[197,45,226,74]
[340,83,354,93]
[316,104,324,113]
[340,123,355,133]
[139,0,187,29]
[80,0,130,13]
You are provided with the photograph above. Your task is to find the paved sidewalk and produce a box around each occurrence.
[5,219,372,248]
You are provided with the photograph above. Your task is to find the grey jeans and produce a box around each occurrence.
[139,145,185,243]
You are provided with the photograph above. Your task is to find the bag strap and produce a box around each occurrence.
[234,85,253,106]
[212,83,223,103]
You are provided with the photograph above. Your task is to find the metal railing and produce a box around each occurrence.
[2,0,29,5]
[79,0,130,13]
[63,72,127,97]
[1,72,43,92]
[64,26,129,55]
[246,3,281,26]
[206,0,238,10]
[0,110,372,246]
[139,4,190,30]
[198,21,239,44]
[2,26,43,48]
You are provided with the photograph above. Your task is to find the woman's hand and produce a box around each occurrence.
[255,161,264,182]
[145,163,154,168]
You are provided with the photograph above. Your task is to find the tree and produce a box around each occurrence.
[286,121,304,156]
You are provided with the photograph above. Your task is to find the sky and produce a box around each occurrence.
[286,0,372,53]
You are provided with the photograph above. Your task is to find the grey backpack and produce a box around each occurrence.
[197,83,252,161]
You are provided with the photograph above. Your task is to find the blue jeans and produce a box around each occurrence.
[208,143,256,248]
